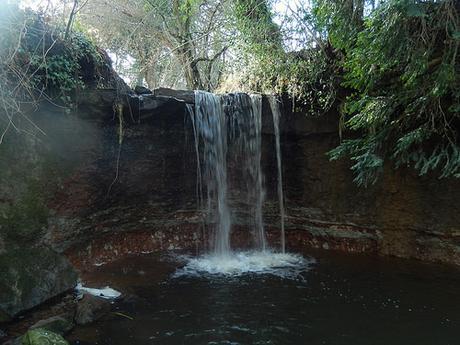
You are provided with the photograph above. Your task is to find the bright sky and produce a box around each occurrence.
[273,0,313,51]
[19,0,61,11]
[19,0,305,18]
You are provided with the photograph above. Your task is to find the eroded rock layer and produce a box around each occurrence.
[1,89,459,286]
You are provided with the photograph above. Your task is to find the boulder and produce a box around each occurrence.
[74,294,111,325]
[0,248,78,321]
[21,328,68,345]
[30,315,73,335]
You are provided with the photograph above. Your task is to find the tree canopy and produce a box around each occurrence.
[79,0,233,90]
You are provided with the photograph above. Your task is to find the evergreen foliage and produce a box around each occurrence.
[323,0,460,185]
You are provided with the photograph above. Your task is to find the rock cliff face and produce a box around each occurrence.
[1,88,459,281]
[261,98,460,265]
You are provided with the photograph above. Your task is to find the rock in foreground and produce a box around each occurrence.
[74,294,111,325]
[21,328,69,345]
[0,248,78,321]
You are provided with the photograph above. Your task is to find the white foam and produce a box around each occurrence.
[76,283,122,299]
[172,251,314,280]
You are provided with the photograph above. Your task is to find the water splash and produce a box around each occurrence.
[173,251,314,280]
[268,96,286,253]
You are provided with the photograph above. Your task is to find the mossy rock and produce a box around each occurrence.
[21,328,69,345]
[0,132,49,245]
[30,316,74,335]
[0,181,49,243]
[0,248,78,320]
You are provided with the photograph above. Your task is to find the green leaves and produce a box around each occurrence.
[323,0,460,185]
[1,8,103,112]
[329,138,384,186]
[403,2,426,17]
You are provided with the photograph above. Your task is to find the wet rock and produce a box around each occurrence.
[0,310,10,323]
[74,294,111,325]
[0,248,78,321]
[134,85,152,95]
[153,87,195,103]
[21,328,69,345]
[2,337,21,345]
[30,315,73,335]
[120,293,144,305]
[0,237,5,255]
[1,77,458,268]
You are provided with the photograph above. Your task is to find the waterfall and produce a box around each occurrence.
[268,96,286,253]
[181,92,308,277]
[187,103,203,209]
[224,93,266,251]
[190,91,266,254]
[192,91,231,256]
[250,94,266,251]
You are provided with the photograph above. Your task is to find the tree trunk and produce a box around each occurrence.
[142,65,157,90]
[353,0,365,28]
[64,0,78,40]
[179,42,204,90]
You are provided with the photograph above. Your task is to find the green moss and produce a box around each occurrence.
[21,328,69,345]
[0,133,50,245]
[2,180,49,242]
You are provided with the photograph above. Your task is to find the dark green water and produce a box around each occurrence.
[69,250,460,345]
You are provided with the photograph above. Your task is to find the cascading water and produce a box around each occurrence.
[187,103,203,210]
[191,91,231,256]
[181,91,309,278]
[225,93,266,251]
[268,96,286,253]
[250,94,266,251]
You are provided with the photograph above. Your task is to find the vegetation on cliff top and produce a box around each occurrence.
[0,2,116,143]
[1,0,459,185]
[235,0,459,185]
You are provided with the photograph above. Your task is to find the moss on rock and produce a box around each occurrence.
[21,328,69,345]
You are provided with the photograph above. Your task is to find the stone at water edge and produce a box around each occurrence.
[0,248,78,321]
[21,328,69,345]
[74,294,111,325]
[134,85,152,95]
[0,310,10,323]
[30,315,74,336]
